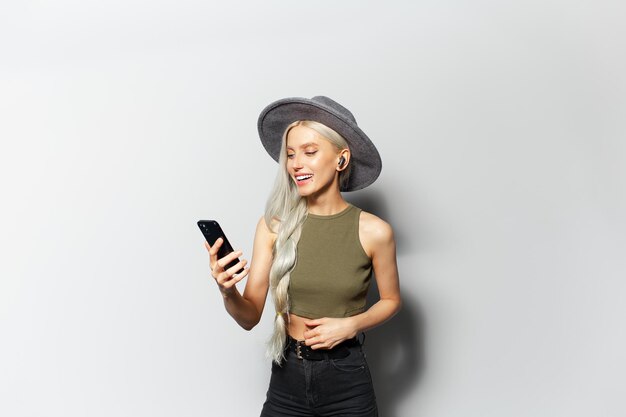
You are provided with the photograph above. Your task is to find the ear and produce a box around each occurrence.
[337,149,350,172]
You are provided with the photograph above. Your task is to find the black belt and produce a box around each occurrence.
[285,335,360,360]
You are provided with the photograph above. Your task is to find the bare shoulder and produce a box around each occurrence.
[255,215,277,247]
[358,210,395,256]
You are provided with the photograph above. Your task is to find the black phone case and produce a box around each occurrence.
[197,220,243,274]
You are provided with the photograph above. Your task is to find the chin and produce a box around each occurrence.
[295,185,316,197]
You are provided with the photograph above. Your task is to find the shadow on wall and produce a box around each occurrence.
[365,278,424,417]
[346,189,411,256]
[346,192,424,417]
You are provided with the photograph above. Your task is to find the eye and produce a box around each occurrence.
[287,153,295,159]
[305,151,317,156]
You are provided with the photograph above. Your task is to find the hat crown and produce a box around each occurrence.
[310,96,357,124]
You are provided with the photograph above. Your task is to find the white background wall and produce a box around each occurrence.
[1,1,624,416]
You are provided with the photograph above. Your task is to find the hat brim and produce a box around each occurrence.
[257,97,382,192]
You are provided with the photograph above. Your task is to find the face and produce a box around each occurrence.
[285,125,346,197]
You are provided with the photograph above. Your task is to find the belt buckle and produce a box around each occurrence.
[296,342,303,359]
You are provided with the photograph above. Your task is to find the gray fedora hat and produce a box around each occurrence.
[257,95,382,192]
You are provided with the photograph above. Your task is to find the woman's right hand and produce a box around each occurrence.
[205,237,250,297]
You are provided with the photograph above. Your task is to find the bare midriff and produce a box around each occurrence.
[287,313,313,341]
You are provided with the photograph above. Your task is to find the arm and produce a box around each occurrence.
[206,215,275,330]
[349,213,402,333]
[303,213,402,349]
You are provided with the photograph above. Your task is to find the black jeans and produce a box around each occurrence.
[260,339,378,416]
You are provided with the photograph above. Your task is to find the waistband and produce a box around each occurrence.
[285,335,360,361]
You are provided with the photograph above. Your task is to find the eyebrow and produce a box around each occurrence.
[286,142,319,150]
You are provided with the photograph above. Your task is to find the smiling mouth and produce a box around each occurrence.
[295,174,313,181]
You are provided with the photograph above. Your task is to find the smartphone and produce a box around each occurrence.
[197,220,244,274]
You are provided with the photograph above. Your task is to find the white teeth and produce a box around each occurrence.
[296,175,313,181]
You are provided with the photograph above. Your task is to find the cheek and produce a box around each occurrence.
[310,156,333,171]
[317,158,337,175]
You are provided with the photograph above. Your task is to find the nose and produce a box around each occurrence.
[290,153,304,170]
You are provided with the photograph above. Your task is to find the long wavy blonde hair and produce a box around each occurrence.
[264,120,352,364]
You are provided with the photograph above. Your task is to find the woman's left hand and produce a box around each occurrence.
[302,317,358,350]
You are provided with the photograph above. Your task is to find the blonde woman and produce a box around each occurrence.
[205,96,401,416]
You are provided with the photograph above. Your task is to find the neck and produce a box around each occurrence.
[306,189,348,216]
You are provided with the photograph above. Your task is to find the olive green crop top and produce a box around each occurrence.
[288,204,373,319]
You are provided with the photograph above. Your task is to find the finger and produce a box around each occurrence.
[208,237,223,252]
[304,335,323,347]
[215,252,242,271]
[304,318,322,327]
[222,267,250,288]
[215,259,248,285]
[208,238,224,261]
[313,336,339,350]
[310,341,330,350]
[224,259,248,277]
[216,250,244,269]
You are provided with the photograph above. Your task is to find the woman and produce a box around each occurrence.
[205,96,401,416]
